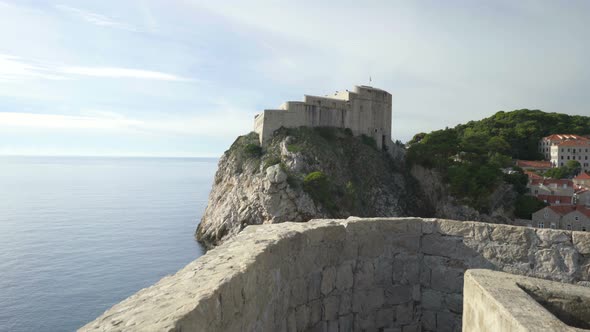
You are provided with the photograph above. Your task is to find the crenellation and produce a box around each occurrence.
[254,85,394,152]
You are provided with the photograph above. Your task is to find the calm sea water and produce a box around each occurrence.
[0,156,217,332]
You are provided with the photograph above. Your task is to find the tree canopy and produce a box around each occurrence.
[407,109,590,213]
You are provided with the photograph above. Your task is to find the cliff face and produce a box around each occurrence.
[411,165,516,224]
[196,128,430,248]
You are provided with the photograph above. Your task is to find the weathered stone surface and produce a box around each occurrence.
[81,218,590,332]
[463,269,590,331]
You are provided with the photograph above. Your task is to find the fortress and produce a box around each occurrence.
[254,86,393,151]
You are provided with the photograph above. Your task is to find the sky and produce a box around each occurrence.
[1,0,589,157]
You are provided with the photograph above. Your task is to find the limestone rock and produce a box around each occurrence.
[196,129,426,248]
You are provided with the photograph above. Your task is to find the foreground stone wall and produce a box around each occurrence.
[463,269,590,331]
[81,218,590,332]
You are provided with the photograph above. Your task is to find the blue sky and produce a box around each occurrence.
[1,0,589,157]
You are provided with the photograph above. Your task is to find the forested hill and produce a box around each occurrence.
[406,109,590,215]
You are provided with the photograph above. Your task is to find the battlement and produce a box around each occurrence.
[253,85,393,152]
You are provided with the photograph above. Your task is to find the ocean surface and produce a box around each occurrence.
[0,156,218,332]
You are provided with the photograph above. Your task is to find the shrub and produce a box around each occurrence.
[263,155,281,169]
[287,144,303,153]
[514,195,547,219]
[244,143,262,157]
[360,135,378,150]
[303,171,334,210]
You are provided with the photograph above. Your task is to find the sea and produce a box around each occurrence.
[0,156,218,332]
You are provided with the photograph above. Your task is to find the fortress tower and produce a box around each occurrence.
[253,85,393,151]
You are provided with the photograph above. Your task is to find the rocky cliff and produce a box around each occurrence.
[411,165,516,225]
[196,127,430,248]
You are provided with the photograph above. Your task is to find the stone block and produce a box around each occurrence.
[352,288,384,313]
[421,310,436,331]
[322,295,340,321]
[286,309,297,332]
[321,266,337,295]
[308,271,322,301]
[402,323,421,332]
[436,311,457,332]
[338,314,353,332]
[295,304,310,331]
[336,262,354,290]
[422,234,460,258]
[435,219,473,237]
[354,259,375,289]
[393,254,420,283]
[290,278,307,306]
[376,308,395,328]
[390,234,421,253]
[327,320,339,332]
[536,229,571,247]
[309,299,322,326]
[430,264,464,293]
[573,231,590,255]
[385,285,413,305]
[421,289,442,310]
[443,293,463,314]
[339,293,352,315]
[396,301,414,324]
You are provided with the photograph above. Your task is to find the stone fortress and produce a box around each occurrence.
[254,86,394,152]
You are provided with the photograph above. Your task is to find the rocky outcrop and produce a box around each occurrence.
[197,128,428,248]
[81,218,590,332]
[411,165,515,224]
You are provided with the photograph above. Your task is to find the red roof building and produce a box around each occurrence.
[538,134,590,172]
[516,160,552,170]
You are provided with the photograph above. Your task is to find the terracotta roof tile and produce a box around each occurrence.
[516,160,552,169]
[557,140,590,147]
[575,172,590,180]
[524,171,543,180]
[548,205,577,215]
[543,134,590,141]
[537,195,573,204]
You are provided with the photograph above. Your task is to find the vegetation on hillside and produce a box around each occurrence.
[407,109,590,215]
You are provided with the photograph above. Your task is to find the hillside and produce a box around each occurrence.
[407,109,590,217]
[196,127,429,248]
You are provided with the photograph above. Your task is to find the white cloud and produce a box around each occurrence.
[0,108,252,138]
[0,54,191,82]
[54,4,138,31]
[0,54,67,81]
[61,66,189,81]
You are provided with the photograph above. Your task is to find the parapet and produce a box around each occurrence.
[464,269,590,331]
[80,218,590,331]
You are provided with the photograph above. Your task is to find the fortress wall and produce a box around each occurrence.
[81,218,590,332]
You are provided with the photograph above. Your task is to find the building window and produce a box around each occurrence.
[561,148,564,152]
[539,222,544,228]
[575,216,580,221]
[567,224,572,230]
[583,227,587,232]
[556,200,561,204]
[568,156,571,160]
[550,223,556,229]
[561,156,564,160]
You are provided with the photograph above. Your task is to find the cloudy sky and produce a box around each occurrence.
[1,0,589,157]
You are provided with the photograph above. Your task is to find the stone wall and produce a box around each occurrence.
[81,218,590,332]
[463,269,590,331]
